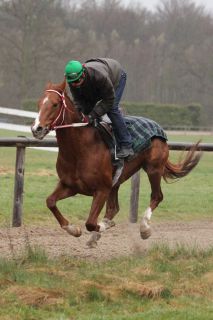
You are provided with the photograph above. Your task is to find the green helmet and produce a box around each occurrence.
[64,60,84,83]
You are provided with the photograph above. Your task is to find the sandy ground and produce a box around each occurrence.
[0,219,213,261]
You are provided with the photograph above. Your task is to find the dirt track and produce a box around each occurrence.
[0,219,212,261]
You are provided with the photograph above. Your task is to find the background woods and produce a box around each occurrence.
[0,0,213,125]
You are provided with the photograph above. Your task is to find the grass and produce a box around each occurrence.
[0,129,213,225]
[0,244,212,320]
[166,132,213,144]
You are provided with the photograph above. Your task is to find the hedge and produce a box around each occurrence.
[22,99,38,112]
[122,102,203,128]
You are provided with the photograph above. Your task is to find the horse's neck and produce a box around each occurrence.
[64,95,81,124]
[56,100,86,147]
[56,95,98,159]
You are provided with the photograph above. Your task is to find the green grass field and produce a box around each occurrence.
[0,244,212,320]
[0,129,213,320]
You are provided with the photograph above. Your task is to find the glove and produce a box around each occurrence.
[82,114,95,125]
[87,114,94,125]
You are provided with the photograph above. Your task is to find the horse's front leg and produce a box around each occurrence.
[85,189,110,247]
[46,181,81,237]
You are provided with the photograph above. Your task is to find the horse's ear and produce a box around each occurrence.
[45,82,52,90]
[61,77,67,91]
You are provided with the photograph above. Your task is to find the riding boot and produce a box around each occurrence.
[116,146,134,158]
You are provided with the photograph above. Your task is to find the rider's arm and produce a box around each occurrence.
[90,74,115,118]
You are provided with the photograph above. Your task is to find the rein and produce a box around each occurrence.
[46,89,88,130]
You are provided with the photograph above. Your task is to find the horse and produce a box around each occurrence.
[31,79,202,246]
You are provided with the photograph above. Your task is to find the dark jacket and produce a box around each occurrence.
[69,58,123,117]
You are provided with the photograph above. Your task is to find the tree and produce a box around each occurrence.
[0,0,67,104]
[0,0,213,125]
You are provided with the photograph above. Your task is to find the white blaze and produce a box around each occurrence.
[32,111,41,131]
[43,97,49,104]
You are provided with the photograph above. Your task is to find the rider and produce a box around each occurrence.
[64,58,134,159]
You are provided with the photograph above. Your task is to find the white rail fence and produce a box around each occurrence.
[0,106,57,151]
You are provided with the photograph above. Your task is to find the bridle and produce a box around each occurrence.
[45,89,88,130]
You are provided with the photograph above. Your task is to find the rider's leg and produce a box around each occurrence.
[107,71,134,158]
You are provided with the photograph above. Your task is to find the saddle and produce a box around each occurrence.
[96,121,118,162]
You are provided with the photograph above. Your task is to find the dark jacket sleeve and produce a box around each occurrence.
[69,89,87,113]
[90,75,115,118]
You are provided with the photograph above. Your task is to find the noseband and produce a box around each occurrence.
[45,89,88,130]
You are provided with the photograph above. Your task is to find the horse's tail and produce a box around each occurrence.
[163,141,202,182]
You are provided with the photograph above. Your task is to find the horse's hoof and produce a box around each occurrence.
[86,231,101,248]
[62,225,82,237]
[86,240,98,248]
[140,228,152,239]
[140,217,152,240]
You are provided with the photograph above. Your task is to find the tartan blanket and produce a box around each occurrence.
[97,115,167,161]
[97,116,167,184]
[124,116,167,153]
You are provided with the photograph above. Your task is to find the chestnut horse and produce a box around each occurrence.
[31,80,201,246]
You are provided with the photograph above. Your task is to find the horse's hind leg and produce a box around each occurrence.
[99,185,120,231]
[46,181,81,237]
[140,168,163,240]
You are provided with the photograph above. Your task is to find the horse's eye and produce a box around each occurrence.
[53,103,58,108]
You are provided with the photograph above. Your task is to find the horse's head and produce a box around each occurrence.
[31,79,68,139]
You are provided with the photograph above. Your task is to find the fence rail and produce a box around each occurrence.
[1,137,213,151]
[0,106,37,118]
[1,137,213,227]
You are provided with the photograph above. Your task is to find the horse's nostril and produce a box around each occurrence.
[37,126,43,132]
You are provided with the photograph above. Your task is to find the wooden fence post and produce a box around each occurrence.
[12,144,26,227]
[129,170,140,223]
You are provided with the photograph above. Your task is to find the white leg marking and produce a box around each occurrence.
[144,207,152,221]
[140,207,152,239]
[99,218,115,232]
[99,222,106,232]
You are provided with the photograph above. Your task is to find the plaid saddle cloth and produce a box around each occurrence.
[97,115,167,161]
[97,116,167,185]
[124,116,167,154]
